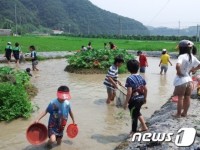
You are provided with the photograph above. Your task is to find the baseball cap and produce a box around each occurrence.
[57,86,71,100]
[179,40,194,48]
[7,42,11,45]
[162,49,167,52]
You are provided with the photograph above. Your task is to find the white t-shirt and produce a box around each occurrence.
[173,54,200,86]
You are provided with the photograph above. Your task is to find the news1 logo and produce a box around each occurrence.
[132,128,196,147]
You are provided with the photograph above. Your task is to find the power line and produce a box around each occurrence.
[148,0,171,26]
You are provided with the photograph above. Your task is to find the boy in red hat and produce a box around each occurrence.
[35,85,75,147]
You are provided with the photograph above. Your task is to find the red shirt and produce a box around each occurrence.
[139,54,147,67]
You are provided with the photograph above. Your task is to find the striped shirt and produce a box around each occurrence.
[125,74,146,94]
[103,65,118,89]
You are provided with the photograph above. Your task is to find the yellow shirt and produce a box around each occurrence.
[161,54,170,65]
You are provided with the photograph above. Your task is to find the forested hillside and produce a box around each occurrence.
[0,0,149,35]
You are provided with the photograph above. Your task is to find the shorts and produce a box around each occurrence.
[48,128,63,139]
[161,64,168,73]
[32,60,38,66]
[173,82,192,96]
[107,87,116,94]
[5,50,12,61]
[13,51,20,60]
[140,67,146,73]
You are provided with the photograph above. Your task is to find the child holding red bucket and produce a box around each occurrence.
[35,85,75,147]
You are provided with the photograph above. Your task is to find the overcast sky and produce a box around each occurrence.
[89,0,200,29]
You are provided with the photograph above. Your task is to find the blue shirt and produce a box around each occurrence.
[125,74,146,93]
[46,98,71,135]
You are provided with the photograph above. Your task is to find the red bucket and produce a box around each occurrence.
[26,123,48,145]
[66,124,78,138]
[171,96,178,103]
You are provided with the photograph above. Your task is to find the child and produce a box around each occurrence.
[173,40,200,118]
[103,56,124,104]
[26,68,32,77]
[87,42,93,50]
[137,51,148,73]
[123,59,148,136]
[109,42,117,50]
[81,45,87,51]
[12,42,21,64]
[29,45,39,71]
[5,42,12,64]
[159,49,173,75]
[35,85,75,147]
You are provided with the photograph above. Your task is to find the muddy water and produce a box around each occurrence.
[0,57,176,150]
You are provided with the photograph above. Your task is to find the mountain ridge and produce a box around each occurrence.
[0,0,149,35]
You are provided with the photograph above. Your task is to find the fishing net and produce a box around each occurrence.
[116,86,127,107]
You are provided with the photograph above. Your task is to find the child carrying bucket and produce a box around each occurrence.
[34,85,75,147]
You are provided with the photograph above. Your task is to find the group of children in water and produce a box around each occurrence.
[33,39,200,147]
[4,42,39,72]
[104,39,200,137]
[3,39,199,147]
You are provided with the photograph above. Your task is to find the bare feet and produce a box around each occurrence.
[137,127,148,132]
[172,114,181,118]
[181,113,187,117]
[106,100,110,104]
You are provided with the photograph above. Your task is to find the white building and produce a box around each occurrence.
[52,30,64,34]
[0,29,12,36]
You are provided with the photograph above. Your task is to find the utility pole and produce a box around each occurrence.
[119,17,122,36]
[15,4,17,35]
[68,24,71,34]
[196,24,199,43]
[87,23,90,35]
[178,21,180,36]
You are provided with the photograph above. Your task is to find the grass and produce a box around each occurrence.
[0,35,195,54]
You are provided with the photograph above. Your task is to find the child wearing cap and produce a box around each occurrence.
[35,85,75,147]
[5,42,12,64]
[159,49,172,75]
[103,56,124,104]
[173,40,200,118]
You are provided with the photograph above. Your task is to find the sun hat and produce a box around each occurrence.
[57,91,71,100]
[57,86,71,100]
[179,40,194,48]
[7,42,11,45]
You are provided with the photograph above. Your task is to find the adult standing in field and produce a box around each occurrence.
[5,42,12,64]
[137,51,148,73]
[159,49,172,75]
[12,42,21,64]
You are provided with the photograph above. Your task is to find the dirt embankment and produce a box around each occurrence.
[115,97,200,150]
